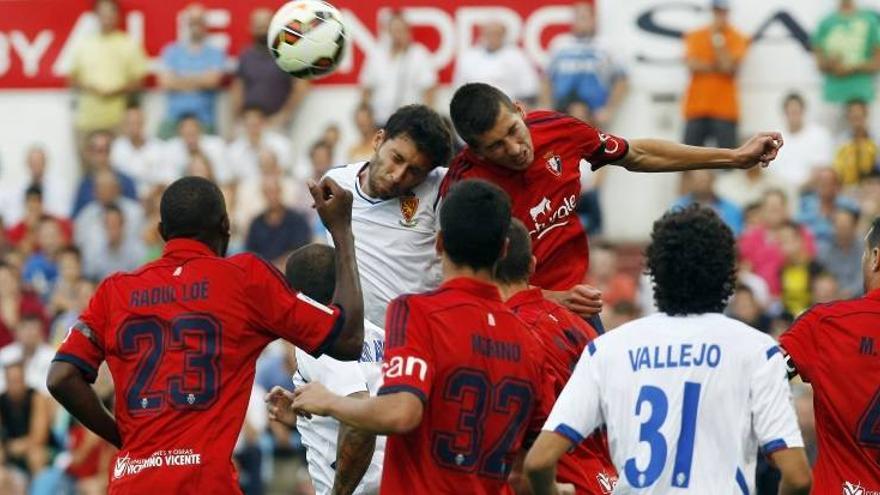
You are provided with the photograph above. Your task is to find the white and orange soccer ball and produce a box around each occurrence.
[267,0,348,79]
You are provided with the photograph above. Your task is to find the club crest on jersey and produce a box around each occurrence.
[842,481,869,495]
[544,152,563,176]
[399,194,419,227]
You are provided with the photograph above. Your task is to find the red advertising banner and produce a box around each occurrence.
[0,0,578,88]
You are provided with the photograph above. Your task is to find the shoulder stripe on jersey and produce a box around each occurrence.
[378,384,427,403]
[53,353,98,383]
[553,424,585,445]
[766,346,781,361]
[735,468,749,495]
[72,320,103,351]
[761,439,788,455]
[525,112,568,127]
[587,341,597,356]
[254,255,297,294]
[387,296,411,349]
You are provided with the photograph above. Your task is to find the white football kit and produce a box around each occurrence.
[323,162,444,327]
[545,313,804,494]
[293,319,386,495]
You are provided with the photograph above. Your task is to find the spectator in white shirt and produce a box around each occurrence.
[110,106,170,194]
[770,92,833,190]
[233,148,309,237]
[2,146,73,226]
[0,315,54,396]
[453,22,539,105]
[228,106,293,181]
[81,203,146,280]
[163,114,231,184]
[359,11,437,125]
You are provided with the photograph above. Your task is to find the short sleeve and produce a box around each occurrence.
[729,31,750,62]
[377,296,434,403]
[749,346,805,455]
[244,255,344,357]
[684,31,701,61]
[572,119,629,171]
[52,279,111,383]
[870,15,880,49]
[412,44,437,89]
[542,343,603,445]
[778,309,821,383]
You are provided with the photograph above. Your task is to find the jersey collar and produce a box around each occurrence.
[441,277,503,302]
[162,238,217,259]
[505,287,545,309]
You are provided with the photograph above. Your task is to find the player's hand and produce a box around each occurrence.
[734,132,784,169]
[308,177,353,232]
[292,382,338,418]
[556,483,576,495]
[265,386,297,427]
[545,284,603,317]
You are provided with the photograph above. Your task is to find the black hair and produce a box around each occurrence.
[94,0,118,11]
[24,184,42,200]
[242,105,266,116]
[310,140,333,157]
[176,113,201,127]
[284,244,336,305]
[869,217,880,249]
[645,205,737,315]
[847,99,869,111]
[494,219,531,284]
[450,83,516,147]
[58,245,82,261]
[835,204,861,223]
[159,176,227,243]
[441,179,511,271]
[383,105,453,169]
[782,92,805,110]
[104,202,123,220]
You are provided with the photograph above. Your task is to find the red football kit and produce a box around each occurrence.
[441,111,629,291]
[506,288,617,494]
[378,277,555,494]
[779,289,880,492]
[54,239,344,494]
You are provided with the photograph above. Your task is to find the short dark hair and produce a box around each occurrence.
[450,83,516,147]
[95,0,118,11]
[242,105,266,117]
[869,217,880,249]
[58,245,82,261]
[25,184,42,201]
[494,219,531,284]
[159,177,227,242]
[176,113,201,127]
[441,179,511,271]
[104,202,123,220]
[782,92,805,110]
[847,99,868,112]
[285,244,336,305]
[383,105,453,169]
[645,205,737,315]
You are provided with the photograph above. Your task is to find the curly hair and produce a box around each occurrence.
[645,205,737,316]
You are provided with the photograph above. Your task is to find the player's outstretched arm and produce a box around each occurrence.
[770,448,812,495]
[46,362,122,449]
[523,432,572,495]
[309,178,365,361]
[332,392,377,495]
[293,383,423,435]
[620,132,783,173]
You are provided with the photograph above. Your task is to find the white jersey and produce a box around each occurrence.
[293,319,386,495]
[324,162,444,326]
[545,313,803,494]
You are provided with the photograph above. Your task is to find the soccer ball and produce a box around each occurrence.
[267,0,347,79]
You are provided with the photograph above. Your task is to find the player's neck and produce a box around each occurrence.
[442,259,495,285]
[496,281,531,301]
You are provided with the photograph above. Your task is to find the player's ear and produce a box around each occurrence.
[220,214,231,236]
[157,222,168,242]
[372,129,386,153]
[435,232,445,257]
[498,237,510,262]
[514,101,526,119]
[872,247,880,273]
[529,255,537,277]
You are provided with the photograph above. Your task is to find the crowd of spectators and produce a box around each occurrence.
[0,0,879,493]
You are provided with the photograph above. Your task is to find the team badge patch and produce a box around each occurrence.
[399,194,419,227]
[545,152,563,176]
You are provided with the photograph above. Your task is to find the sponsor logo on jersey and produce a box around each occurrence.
[597,472,618,494]
[399,194,419,227]
[598,132,622,156]
[383,355,428,381]
[544,152,563,176]
[843,481,880,495]
[527,195,578,240]
[113,449,202,480]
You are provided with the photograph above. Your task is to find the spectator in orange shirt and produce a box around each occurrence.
[682,0,749,148]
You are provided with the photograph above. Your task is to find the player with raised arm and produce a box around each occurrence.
[291,179,556,494]
[443,82,783,319]
[266,243,384,495]
[46,176,363,494]
[494,219,616,494]
[323,104,452,326]
[779,217,880,492]
[524,205,812,494]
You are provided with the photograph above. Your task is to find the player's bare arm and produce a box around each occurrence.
[768,448,812,495]
[309,177,365,360]
[523,431,572,495]
[46,362,122,448]
[332,393,377,495]
[619,132,783,172]
[292,382,423,435]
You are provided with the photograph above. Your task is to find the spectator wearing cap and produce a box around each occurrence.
[157,3,226,136]
[453,22,540,105]
[542,2,627,128]
[797,167,860,245]
[231,8,310,129]
[817,205,864,297]
[682,0,749,148]
[814,0,880,108]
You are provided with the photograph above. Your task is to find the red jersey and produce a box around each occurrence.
[378,277,555,494]
[506,288,617,494]
[441,111,629,291]
[779,289,880,492]
[53,239,344,494]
